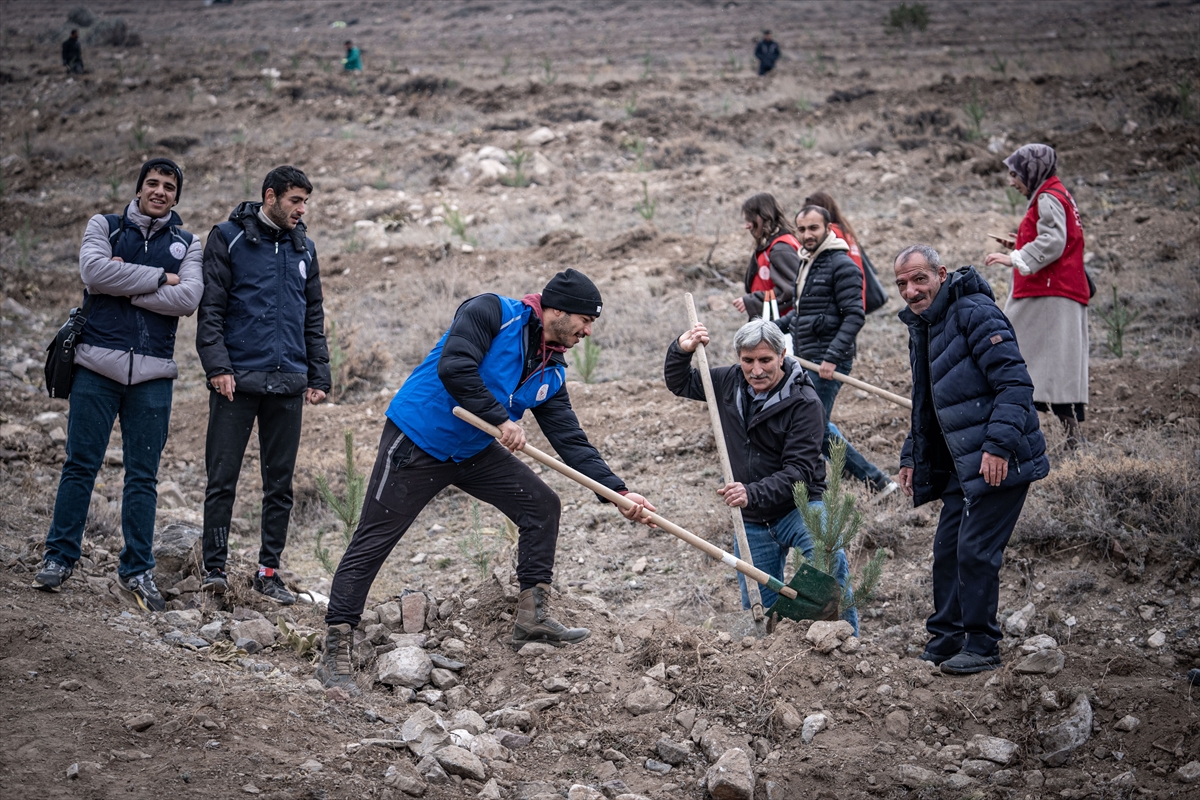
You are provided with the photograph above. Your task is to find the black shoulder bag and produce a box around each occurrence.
[44,295,93,399]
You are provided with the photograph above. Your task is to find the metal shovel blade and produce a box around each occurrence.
[766,563,841,623]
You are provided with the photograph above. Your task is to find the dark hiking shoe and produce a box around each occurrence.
[918,649,959,666]
[119,571,165,612]
[512,583,590,650]
[201,569,228,594]
[32,559,73,592]
[315,623,361,696]
[253,570,296,605]
[1188,668,1200,687]
[940,651,1001,675]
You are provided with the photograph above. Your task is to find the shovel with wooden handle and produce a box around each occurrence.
[451,406,839,622]
[683,293,768,636]
[793,357,912,409]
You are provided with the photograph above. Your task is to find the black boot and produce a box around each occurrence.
[512,583,590,650]
[315,623,361,696]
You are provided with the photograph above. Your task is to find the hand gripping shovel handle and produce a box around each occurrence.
[793,356,913,409]
[451,406,797,600]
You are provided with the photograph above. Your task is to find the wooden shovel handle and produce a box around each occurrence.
[794,356,912,409]
[451,406,797,599]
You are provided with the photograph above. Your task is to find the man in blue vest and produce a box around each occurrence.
[196,166,331,605]
[34,158,203,612]
[315,270,656,694]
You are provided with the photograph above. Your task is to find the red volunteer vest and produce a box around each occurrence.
[752,234,801,313]
[830,223,867,310]
[1012,176,1088,305]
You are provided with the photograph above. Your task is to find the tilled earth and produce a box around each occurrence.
[1,1,1198,799]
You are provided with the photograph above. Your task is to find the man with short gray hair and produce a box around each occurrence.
[664,319,856,630]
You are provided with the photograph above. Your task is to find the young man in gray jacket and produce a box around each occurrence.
[34,158,203,611]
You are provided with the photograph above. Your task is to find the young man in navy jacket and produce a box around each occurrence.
[894,245,1049,675]
[196,165,331,605]
[316,270,655,694]
[35,158,203,611]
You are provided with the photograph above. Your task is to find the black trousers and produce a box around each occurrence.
[202,391,304,572]
[926,472,1029,658]
[325,419,560,628]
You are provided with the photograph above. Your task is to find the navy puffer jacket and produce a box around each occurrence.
[899,266,1049,506]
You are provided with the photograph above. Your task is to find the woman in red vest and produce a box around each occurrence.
[984,143,1089,447]
[733,193,801,320]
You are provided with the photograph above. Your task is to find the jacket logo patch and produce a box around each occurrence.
[990,334,1003,345]
[536,384,549,402]
[298,260,308,279]
[169,242,186,259]
[758,265,771,280]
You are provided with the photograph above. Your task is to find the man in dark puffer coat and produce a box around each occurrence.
[894,245,1049,676]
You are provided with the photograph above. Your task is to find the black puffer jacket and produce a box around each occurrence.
[777,247,865,364]
[899,266,1050,506]
[664,339,826,523]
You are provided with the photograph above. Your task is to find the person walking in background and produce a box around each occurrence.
[733,193,800,321]
[62,29,84,73]
[343,40,363,71]
[754,30,780,76]
[34,159,202,611]
[665,318,857,633]
[196,166,331,605]
[984,144,1090,448]
[893,245,1048,675]
[776,205,898,498]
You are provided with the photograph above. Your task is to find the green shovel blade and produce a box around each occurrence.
[766,562,841,622]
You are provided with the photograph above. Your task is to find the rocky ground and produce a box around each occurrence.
[1,1,1199,798]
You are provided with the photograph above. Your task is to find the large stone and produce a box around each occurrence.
[157,481,188,510]
[568,785,603,800]
[384,760,428,796]
[624,685,675,715]
[805,620,854,653]
[433,745,487,782]
[451,709,487,735]
[1014,649,1065,676]
[704,748,754,800]
[402,592,429,634]
[378,601,403,629]
[163,609,201,629]
[884,709,909,739]
[430,668,459,690]
[656,738,689,765]
[478,778,502,799]
[1177,761,1200,784]
[470,733,512,762]
[401,706,446,742]
[231,618,277,648]
[1039,693,1093,767]
[1113,715,1140,733]
[152,523,201,574]
[965,734,1019,765]
[525,127,556,147]
[960,759,1000,778]
[771,701,802,733]
[1019,634,1058,654]
[801,713,827,744]
[416,754,449,784]
[378,647,433,688]
[1003,603,1036,636]
[490,708,533,732]
[897,764,941,789]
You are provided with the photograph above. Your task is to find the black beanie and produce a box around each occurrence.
[541,269,603,317]
[136,157,183,202]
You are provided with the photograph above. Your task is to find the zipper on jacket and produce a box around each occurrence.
[127,347,134,385]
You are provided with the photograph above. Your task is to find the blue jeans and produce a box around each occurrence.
[735,504,859,634]
[806,361,888,488]
[44,367,172,578]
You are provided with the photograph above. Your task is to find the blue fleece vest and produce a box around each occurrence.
[386,296,566,461]
[80,211,193,363]
[215,219,314,375]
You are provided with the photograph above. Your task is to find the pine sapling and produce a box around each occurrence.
[315,429,366,573]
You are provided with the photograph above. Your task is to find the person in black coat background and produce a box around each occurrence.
[62,29,84,73]
[754,30,780,75]
[894,244,1049,676]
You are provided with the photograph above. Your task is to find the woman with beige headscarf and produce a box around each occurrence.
[984,143,1090,447]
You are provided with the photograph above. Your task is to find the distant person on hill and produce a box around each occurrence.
[734,193,800,322]
[343,40,363,71]
[775,205,898,499]
[62,29,84,73]
[196,166,331,605]
[984,143,1090,449]
[754,30,780,76]
[34,158,202,611]
[665,318,857,632]
[893,245,1048,675]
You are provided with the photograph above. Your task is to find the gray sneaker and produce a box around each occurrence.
[32,559,73,592]
[253,571,296,605]
[119,571,165,612]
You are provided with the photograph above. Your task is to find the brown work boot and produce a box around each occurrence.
[315,623,361,696]
[512,583,590,650]
[1062,416,1083,451]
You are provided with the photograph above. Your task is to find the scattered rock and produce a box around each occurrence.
[897,764,941,789]
[1014,649,1064,676]
[1019,634,1058,654]
[469,733,511,762]
[123,713,155,732]
[198,620,223,642]
[656,738,689,765]
[624,685,675,715]
[960,759,1000,778]
[416,754,450,784]
[771,701,802,733]
[491,708,533,732]
[152,523,201,574]
[59,678,84,691]
[230,618,277,649]
[516,641,559,657]
[1147,630,1167,648]
[884,709,909,739]
[156,481,187,509]
[378,601,403,629]
[965,734,1019,765]
[801,713,827,744]
[478,778,502,799]
[1003,603,1036,636]
[704,748,754,800]
[378,646,433,688]
[433,745,487,782]
[1113,714,1140,733]
[644,758,671,774]
[402,592,429,634]
[1040,692,1093,767]
[429,653,466,671]
[431,668,460,690]
[525,127,556,146]
[805,620,854,653]
[1177,761,1200,784]
[542,676,571,692]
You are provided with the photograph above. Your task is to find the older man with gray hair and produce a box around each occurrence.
[665,318,856,631]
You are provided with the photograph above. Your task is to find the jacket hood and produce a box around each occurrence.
[228,201,309,251]
[899,265,995,327]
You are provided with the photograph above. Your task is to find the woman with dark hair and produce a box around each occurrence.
[733,193,801,320]
[984,143,1089,447]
